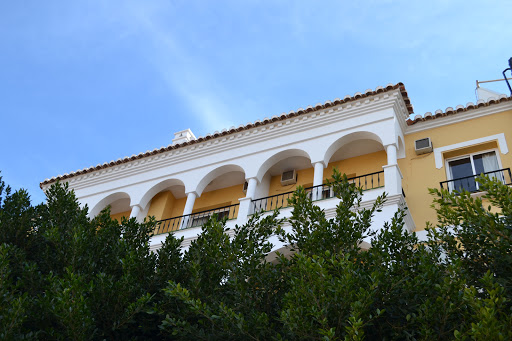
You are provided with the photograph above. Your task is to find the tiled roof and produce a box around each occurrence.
[406,95,512,125]
[40,83,411,187]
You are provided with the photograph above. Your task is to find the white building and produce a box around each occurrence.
[41,83,512,252]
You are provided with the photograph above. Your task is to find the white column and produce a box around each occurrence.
[245,178,258,199]
[181,192,197,229]
[183,192,197,216]
[383,144,402,195]
[312,161,325,200]
[237,177,258,225]
[129,204,142,222]
[386,144,398,165]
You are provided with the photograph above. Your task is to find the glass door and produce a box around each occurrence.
[473,151,503,183]
[448,157,476,192]
[447,150,500,192]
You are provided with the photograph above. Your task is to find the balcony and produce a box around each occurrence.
[439,168,511,193]
[154,203,239,235]
[252,171,384,212]
[154,171,385,235]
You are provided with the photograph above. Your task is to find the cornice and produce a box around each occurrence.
[58,90,404,192]
[42,84,411,188]
[405,101,512,134]
[394,93,411,135]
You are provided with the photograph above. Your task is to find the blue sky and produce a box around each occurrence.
[1,0,511,204]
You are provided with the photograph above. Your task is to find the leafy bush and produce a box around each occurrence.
[0,171,511,339]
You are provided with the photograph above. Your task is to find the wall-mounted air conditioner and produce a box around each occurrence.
[281,170,297,186]
[243,181,248,193]
[415,137,433,155]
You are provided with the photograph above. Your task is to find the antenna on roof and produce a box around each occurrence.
[503,57,512,96]
[475,58,512,101]
[476,76,512,89]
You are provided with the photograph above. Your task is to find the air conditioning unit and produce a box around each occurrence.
[415,137,433,155]
[243,181,248,193]
[280,170,297,186]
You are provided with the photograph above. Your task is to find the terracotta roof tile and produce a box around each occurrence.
[406,95,512,126]
[40,83,411,187]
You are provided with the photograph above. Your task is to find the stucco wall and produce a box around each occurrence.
[401,109,512,231]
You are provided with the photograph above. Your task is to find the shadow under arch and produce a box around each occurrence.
[138,178,186,210]
[265,245,296,264]
[323,131,384,166]
[255,148,312,182]
[89,192,131,218]
[195,164,247,197]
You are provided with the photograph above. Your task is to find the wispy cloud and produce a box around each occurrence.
[113,1,235,134]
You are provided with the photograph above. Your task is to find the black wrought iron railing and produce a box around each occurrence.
[154,203,239,235]
[252,171,384,212]
[252,191,295,212]
[154,171,386,234]
[440,168,512,193]
[155,215,187,235]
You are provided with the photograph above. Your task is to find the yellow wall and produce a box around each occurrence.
[481,197,502,215]
[443,141,497,160]
[264,151,388,197]
[401,109,512,231]
[147,183,246,220]
[146,191,176,221]
[169,197,186,218]
[110,210,131,222]
[268,167,315,195]
[326,150,387,183]
[142,108,512,231]
[262,151,388,210]
[263,168,314,210]
[192,184,245,213]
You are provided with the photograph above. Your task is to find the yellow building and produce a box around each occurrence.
[40,83,512,250]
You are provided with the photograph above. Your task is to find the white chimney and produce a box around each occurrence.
[172,129,196,145]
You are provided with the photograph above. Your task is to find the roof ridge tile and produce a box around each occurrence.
[41,83,410,187]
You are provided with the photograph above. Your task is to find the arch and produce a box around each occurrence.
[265,241,370,263]
[138,178,186,210]
[195,164,246,197]
[323,131,384,165]
[265,244,296,264]
[89,192,131,218]
[397,134,406,159]
[255,148,312,182]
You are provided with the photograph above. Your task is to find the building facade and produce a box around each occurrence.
[40,83,512,252]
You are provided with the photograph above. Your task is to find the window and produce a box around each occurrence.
[445,150,503,192]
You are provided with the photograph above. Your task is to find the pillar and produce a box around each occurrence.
[386,144,398,165]
[237,177,258,225]
[245,178,258,199]
[383,144,402,195]
[181,192,197,229]
[129,204,142,222]
[312,161,325,200]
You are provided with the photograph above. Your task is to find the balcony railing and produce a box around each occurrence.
[252,171,384,212]
[439,167,512,193]
[154,203,239,235]
[153,171,385,235]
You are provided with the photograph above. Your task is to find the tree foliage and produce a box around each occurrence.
[0,171,511,340]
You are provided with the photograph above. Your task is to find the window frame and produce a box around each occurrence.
[444,147,503,192]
